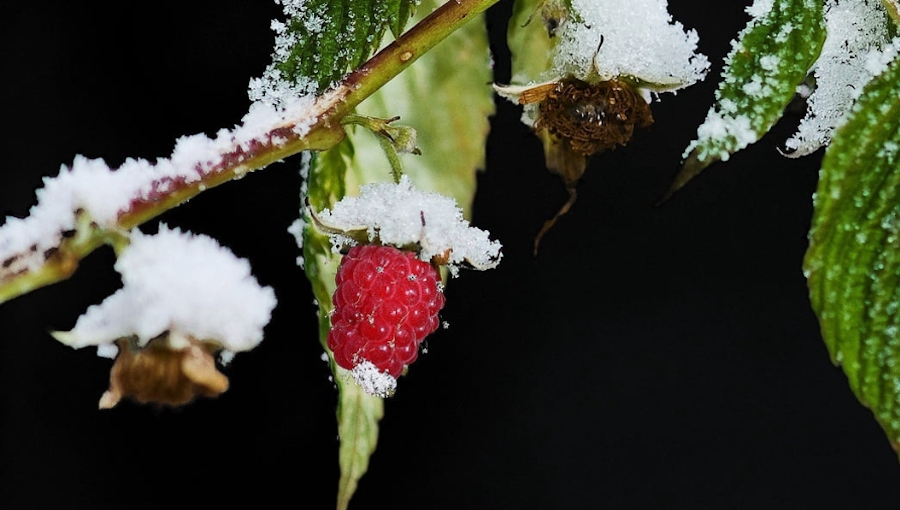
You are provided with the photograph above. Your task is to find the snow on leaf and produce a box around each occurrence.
[504,0,708,101]
[804,53,900,455]
[255,0,418,97]
[784,0,894,158]
[669,0,825,199]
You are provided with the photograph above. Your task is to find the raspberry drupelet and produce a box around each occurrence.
[327,244,446,380]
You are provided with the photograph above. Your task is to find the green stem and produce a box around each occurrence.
[882,0,900,26]
[341,114,418,183]
[335,0,500,116]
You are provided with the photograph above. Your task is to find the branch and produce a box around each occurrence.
[0,0,499,304]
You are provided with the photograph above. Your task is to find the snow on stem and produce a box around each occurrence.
[0,0,500,305]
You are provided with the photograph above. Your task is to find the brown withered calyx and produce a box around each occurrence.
[535,77,653,159]
[99,334,229,409]
[522,77,653,254]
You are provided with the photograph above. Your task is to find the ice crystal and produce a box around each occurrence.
[350,360,397,398]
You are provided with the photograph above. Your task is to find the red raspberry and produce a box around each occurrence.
[327,244,446,379]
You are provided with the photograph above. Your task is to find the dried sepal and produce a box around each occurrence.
[306,197,371,249]
[50,330,229,409]
[98,333,229,409]
[494,75,653,253]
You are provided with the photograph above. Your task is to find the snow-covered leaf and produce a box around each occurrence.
[504,0,709,122]
[312,176,502,272]
[670,0,825,197]
[267,0,418,93]
[785,0,894,158]
[56,225,275,354]
[804,54,900,454]
[551,0,709,88]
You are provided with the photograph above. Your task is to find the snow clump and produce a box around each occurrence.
[312,175,503,276]
[54,225,276,361]
[552,0,709,91]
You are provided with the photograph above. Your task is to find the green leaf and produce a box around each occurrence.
[506,0,556,85]
[386,0,415,39]
[306,137,353,212]
[669,0,825,198]
[349,3,495,216]
[335,375,384,510]
[275,0,418,92]
[299,3,494,508]
[882,0,900,26]
[804,55,900,454]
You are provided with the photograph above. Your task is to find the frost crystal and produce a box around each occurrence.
[56,225,276,356]
[688,111,758,163]
[785,0,894,156]
[248,0,323,109]
[350,360,397,398]
[746,0,775,18]
[552,0,709,91]
[314,176,502,274]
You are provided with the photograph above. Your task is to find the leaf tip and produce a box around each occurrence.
[657,152,721,204]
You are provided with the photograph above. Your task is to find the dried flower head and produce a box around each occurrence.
[530,77,654,158]
[495,0,708,253]
[495,76,654,253]
[98,333,229,409]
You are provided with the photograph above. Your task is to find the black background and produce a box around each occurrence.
[4,1,900,508]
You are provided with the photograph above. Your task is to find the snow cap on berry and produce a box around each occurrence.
[310,175,502,274]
